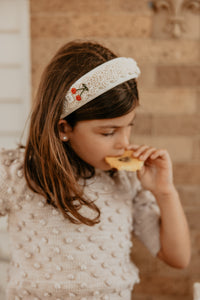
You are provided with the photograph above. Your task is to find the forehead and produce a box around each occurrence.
[77,109,136,129]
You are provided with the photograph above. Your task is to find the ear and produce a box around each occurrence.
[58,119,72,142]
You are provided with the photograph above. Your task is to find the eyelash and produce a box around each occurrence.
[101,123,135,137]
[102,132,114,137]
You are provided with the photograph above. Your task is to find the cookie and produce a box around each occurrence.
[105,150,144,172]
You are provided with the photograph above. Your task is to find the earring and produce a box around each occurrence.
[63,136,68,141]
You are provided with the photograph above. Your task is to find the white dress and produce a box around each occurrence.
[0,148,160,300]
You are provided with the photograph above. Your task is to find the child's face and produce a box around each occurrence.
[67,109,136,170]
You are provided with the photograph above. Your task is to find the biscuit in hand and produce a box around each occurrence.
[105,150,144,172]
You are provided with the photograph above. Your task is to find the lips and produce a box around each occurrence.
[106,153,125,159]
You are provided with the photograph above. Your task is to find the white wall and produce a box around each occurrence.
[0,1,31,299]
[0,0,31,148]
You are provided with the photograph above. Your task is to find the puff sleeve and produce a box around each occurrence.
[132,178,161,256]
[121,171,161,256]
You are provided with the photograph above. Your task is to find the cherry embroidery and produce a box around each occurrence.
[71,88,76,94]
[70,83,89,101]
[76,95,81,101]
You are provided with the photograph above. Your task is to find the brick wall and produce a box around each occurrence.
[30,1,200,299]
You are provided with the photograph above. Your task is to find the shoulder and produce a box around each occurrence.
[0,147,25,173]
[0,146,25,161]
[0,147,25,215]
[0,147,25,189]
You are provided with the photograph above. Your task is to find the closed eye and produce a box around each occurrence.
[100,123,135,136]
[101,132,115,136]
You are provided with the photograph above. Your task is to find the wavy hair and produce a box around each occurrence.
[24,41,139,225]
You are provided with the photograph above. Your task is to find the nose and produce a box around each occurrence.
[115,130,130,150]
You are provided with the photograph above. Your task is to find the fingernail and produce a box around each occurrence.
[133,152,139,157]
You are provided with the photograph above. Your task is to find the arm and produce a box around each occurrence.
[154,186,190,268]
[128,145,191,268]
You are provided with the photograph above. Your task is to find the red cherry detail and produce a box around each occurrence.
[71,88,76,94]
[76,95,81,101]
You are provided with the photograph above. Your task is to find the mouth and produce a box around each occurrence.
[106,152,125,159]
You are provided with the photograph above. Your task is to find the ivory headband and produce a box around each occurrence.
[61,57,141,119]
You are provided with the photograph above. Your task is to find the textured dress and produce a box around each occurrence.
[0,148,161,300]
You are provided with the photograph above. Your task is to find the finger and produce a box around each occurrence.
[138,148,157,161]
[133,145,153,157]
[150,149,169,160]
[137,166,145,179]
[127,144,140,150]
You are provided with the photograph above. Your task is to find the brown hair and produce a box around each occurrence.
[24,40,139,225]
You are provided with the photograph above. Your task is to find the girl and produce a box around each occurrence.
[0,41,190,300]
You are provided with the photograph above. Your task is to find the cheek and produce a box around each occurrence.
[84,137,109,154]
[70,133,107,157]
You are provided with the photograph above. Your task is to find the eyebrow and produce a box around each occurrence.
[97,125,120,129]
[97,119,135,129]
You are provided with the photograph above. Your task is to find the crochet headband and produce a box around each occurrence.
[61,57,141,119]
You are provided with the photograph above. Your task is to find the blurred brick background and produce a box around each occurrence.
[30,0,200,299]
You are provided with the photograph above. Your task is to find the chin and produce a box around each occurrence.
[94,162,112,171]
[101,164,113,171]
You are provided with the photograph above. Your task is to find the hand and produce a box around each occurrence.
[127,145,175,197]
